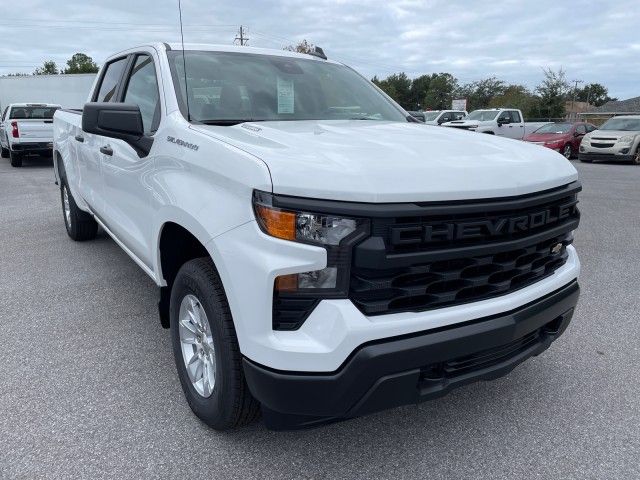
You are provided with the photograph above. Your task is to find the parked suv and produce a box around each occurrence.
[53,43,581,430]
[579,115,640,164]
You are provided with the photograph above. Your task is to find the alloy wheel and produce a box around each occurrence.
[178,294,216,397]
[62,186,71,227]
[563,145,572,159]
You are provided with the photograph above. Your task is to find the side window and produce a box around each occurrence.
[94,57,128,103]
[123,54,160,134]
[497,111,511,123]
[453,111,465,120]
[576,125,586,135]
[587,124,597,132]
[510,110,522,123]
[440,112,452,122]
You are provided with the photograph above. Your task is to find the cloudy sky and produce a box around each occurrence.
[0,0,638,98]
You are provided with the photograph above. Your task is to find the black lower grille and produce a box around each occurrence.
[351,233,571,315]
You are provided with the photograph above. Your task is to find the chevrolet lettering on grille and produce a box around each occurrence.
[390,199,578,246]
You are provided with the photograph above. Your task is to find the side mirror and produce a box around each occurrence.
[82,102,153,157]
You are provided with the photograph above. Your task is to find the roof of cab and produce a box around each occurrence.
[111,42,341,65]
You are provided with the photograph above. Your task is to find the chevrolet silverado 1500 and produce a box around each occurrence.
[53,43,581,430]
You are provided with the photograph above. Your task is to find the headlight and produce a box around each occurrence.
[618,135,634,145]
[253,190,368,294]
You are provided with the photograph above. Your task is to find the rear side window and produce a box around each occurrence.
[94,57,128,102]
[510,110,522,123]
[576,125,586,134]
[9,106,59,119]
[123,54,160,134]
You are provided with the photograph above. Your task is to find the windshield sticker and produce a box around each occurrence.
[277,77,294,114]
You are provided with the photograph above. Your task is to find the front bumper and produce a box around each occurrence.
[578,152,634,163]
[244,280,579,430]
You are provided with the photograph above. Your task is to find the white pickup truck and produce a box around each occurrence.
[442,108,527,139]
[1,103,60,167]
[53,43,581,431]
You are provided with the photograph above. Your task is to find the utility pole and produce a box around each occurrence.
[570,79,583,120]
[235,25,249,46]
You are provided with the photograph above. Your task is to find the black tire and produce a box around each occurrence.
[170,258,260,430]
[631,147,640,165]
[9,150,22,167]
[1,146,8,158]
[60,182,98,241]
[562,144,573,159]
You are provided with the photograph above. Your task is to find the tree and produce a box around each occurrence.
[422,73,458,110]
[408,74,431,110]
[33,60,59,75]
[63,53,99,74]
[574,83,616,107]
[372,73,412,108]
[489,84,540,118]
[284,39,314,54]
[535,68,569,119]
[455,77,506,111]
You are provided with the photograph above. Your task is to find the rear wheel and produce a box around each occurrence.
[562,144,573,159]
[9,150,22,167]
[60,182,98,241]
[170,258,260,430]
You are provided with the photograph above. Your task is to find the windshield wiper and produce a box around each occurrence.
[199,119,262,126]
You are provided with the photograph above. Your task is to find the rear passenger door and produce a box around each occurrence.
[506,110,524,139]
[100,52,161,268]
[78,56,129,215]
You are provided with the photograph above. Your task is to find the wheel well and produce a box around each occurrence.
[54,151,66,184]
[158,222,210,328]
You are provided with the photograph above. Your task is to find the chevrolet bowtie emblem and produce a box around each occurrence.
[550,243,563,255]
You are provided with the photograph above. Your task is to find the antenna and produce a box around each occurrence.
[178,0,190,121]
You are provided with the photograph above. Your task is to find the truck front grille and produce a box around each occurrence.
[349,182,580,316]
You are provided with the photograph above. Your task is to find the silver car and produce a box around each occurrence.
[579,115,640,164]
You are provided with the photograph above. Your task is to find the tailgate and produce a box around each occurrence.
[16,120,54,141]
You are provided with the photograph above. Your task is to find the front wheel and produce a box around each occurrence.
[632,147,640,165]
[9,150,22,167]
[562,144,573,159]
[170,258,260,430]
[60,183,98,241]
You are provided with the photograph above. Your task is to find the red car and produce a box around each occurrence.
[524,122,597,159]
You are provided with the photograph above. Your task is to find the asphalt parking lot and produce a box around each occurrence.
[0,156,639,479]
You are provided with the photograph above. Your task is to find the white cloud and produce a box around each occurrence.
[0,0,638,98]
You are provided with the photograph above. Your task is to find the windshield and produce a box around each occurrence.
[9,106,59,120]
[167,51,407,124]
[534,123,572,134]
[466,110,499,121]
[599,117,640,131]
[422,111,441,121]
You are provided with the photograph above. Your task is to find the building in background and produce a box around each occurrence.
[579,96,640,125]
[0,74,97,111]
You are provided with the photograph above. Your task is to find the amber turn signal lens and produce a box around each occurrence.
[275,274,298,292]
[255,205,296,241]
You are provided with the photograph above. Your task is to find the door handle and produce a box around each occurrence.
[74,135,84,142]
[100,145,113,156]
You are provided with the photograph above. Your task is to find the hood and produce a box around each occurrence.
[587,130,637,139]
[192,120,578,203]
[525,133,570,143]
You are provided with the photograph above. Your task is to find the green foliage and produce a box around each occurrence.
[488,84,539,117]
[33,60,58,75]
[372,72,412,107]
[64,53,99,74]
[535,68,569,118]
[574,82,616,107]
[456,77,506,111]
[422,73,458,110]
